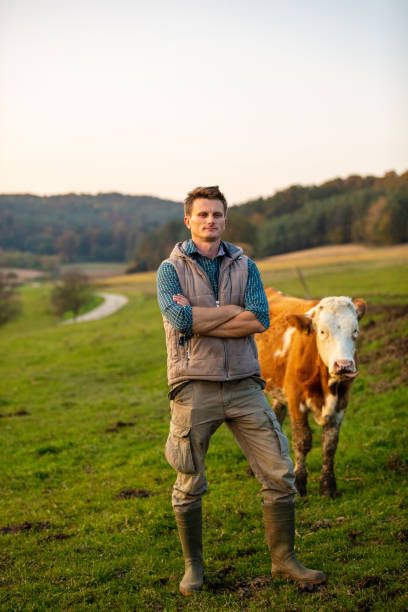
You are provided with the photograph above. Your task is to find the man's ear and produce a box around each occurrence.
[352,298,367,320]
[286,314,313,334]
[184,215,191,230]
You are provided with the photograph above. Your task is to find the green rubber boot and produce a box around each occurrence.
[174,506,204,596]
[263,501,326,588]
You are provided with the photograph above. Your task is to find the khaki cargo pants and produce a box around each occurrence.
[165,378,296,510]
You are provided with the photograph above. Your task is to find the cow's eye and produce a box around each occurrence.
[319,329,325,336]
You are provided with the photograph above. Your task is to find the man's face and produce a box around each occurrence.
[184,198,226,243]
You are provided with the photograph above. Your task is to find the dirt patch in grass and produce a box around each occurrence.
[37,446,62,456]
[205,565,236,593]
[235,575,272,599]
[396,529,408,543]
[354,575,384,590]
[236,546,258,557]
[359,304,408,392]
[348,530,363,542]
[303,516,346,533]
[309,518,334,531]
[105,421,135,433]
[0,521,51,535]
[0,409,30,418]
[43,533,74,541]
[386,452,408,473]
[115,488,152,499]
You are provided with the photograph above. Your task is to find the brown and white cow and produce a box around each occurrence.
[256,288,366,497]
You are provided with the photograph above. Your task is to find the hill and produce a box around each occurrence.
[128,170,408,270]
[0,192,182,266]
[0,171,407,271]
[227,170,408,258]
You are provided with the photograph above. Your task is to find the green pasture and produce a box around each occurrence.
[0,257,407,611]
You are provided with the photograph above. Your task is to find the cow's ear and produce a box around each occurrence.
[353,298,366,320]
[286,314,312,334]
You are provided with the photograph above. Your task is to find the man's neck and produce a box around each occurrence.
[192,239,221,260]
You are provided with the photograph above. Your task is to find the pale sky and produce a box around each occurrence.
[0,0,407,204]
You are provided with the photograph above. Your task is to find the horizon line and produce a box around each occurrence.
[0,168,405,206]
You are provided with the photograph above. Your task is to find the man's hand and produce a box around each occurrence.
[173,294,191,306]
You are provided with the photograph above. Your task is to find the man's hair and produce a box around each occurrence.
[184,186,228,217]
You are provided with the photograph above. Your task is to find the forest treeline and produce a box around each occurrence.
[0,192,181,268]
[129,170,408,270]
[0,171,407,272]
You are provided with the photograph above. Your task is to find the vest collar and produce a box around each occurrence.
[170,240,243,261]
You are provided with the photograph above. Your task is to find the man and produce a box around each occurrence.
[156,185,325,595]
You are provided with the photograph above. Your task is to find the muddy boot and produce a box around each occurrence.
[174,506,204,596]
[263,501,326,588]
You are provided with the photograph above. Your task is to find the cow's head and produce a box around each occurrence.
[287,297,366,381]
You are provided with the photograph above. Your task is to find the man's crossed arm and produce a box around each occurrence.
[172,294,266,338]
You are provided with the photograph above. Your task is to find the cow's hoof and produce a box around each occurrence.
[297,487,308,497]
[319,474,340,498]
[295,476,307,496]
[320,486,342,498]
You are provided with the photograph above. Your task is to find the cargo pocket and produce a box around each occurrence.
[264,408,290,457]
[165,421,196,474]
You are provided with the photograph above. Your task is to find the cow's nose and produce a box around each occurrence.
[333,359,355,374]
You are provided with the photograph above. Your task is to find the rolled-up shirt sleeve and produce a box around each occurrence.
[244,259,270,329]
[156,261,193,335]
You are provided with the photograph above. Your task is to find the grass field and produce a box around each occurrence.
[0,245,407,611]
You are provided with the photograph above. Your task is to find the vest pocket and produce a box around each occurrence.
[165,422,196,474]
[264,407,290,457]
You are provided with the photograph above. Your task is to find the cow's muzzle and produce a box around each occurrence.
[331,360,358,380]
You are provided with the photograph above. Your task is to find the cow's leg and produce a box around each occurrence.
[320,423,341,497]
[272,400,287,426]
[291,416,312,497]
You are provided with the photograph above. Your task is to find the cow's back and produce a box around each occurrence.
[257,289,318,393]
[265,287,317,317]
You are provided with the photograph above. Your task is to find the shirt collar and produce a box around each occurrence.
[183,239,230,258]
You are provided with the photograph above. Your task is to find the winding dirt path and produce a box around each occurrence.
[63,292,128,324]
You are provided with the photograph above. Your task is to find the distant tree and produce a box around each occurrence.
[127,219,187,272]
[54,231,80,262]
[51,270,94,318]
[0,271,21,325]
[386,189,408,243]
[223,212,257,246]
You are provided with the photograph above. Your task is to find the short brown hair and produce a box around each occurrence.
[184,185,228,217]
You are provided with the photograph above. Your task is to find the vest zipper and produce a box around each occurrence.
[223,341,229,380]
[218,262,236,380]
[188,258,219,307]
[184,253,238,379]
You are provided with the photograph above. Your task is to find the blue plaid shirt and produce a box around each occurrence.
[156,240,270,336]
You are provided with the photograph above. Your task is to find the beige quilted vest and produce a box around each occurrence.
[163,242,260,385]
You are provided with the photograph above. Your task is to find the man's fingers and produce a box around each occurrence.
[172,294,190,306]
